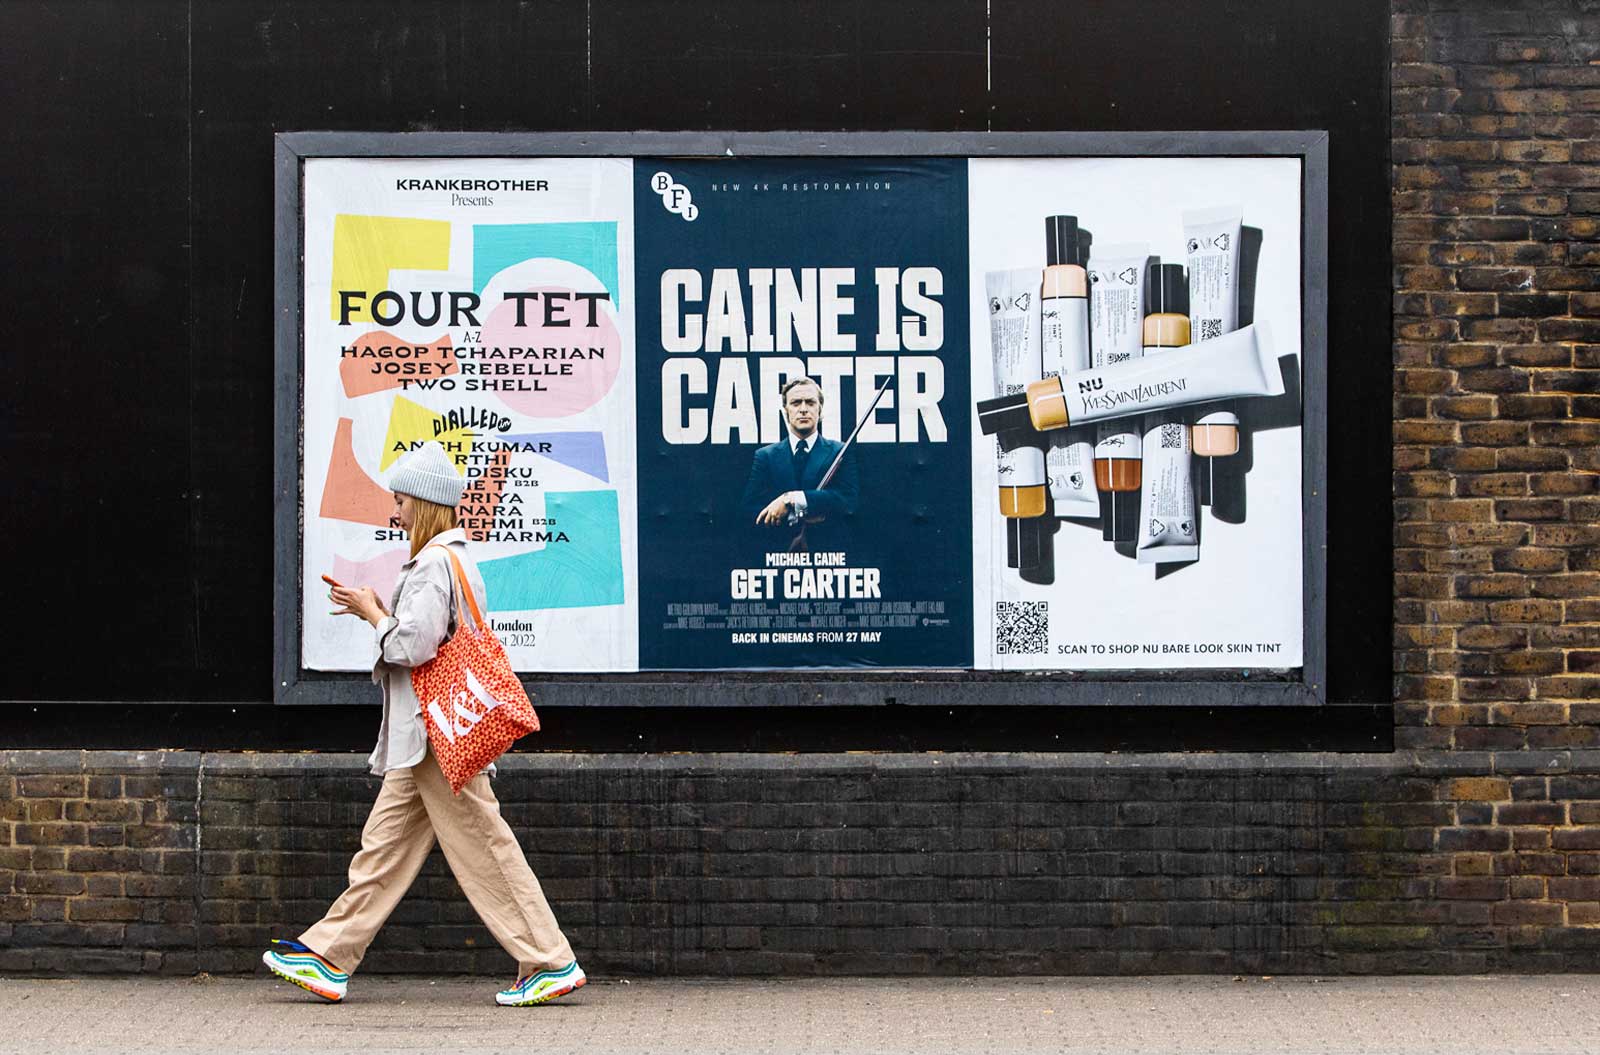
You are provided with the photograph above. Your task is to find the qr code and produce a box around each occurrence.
[996,601,1049,655]
[1160,423,1185,449]
[1198,318,1223,340]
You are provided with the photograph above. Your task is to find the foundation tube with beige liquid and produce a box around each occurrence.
[984,268,1049,571]
[1136,263,1198,564]
[1087,243,1150,543]
[1184,206,1243,458]
[1039,216,1099,520]
[973,319,1283,437]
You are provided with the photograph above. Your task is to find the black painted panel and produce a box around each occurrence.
[591,0,987,130]
[0,702,1392,753]
[0,1,194,699]
[190,1,589,132]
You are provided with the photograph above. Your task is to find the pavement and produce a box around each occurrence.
[0,974,1595,1054]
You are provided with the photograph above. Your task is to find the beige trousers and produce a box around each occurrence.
[299,749,575,977]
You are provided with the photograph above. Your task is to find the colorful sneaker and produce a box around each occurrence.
[262,938,348,1002]
[495,961,586,1006]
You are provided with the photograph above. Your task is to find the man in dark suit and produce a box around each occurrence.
[740,376,859,554]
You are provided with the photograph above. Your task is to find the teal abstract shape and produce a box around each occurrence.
[473,222,620,309]
[480,490,624,611]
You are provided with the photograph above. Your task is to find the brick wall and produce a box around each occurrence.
[4,0,1600,977]
[1386,0,1600,952]
[1392,0,1600,736]
[5,749,1598,977]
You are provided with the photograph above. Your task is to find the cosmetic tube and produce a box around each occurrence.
[1135,419,1199,564]
[1088,244,1149,541]
[1002,438,1049,572]
[1040,216,1099,519]
[985,269,1048,523]
[1135,263,1197,564]
[1007,517,1047,572]
[974,321,1282,436]
[1184,206,1243,457]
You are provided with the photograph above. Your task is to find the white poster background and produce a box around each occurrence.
[302,158,638,672]
[968,157,1304,671]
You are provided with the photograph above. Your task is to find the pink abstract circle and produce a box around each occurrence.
[477,285,621,418]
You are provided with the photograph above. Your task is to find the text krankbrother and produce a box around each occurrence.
[395,179,549,191]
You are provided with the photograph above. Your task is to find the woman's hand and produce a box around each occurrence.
[330,585,388,627]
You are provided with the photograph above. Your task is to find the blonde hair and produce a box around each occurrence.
[407,496,460,558]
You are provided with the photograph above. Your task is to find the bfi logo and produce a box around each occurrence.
[426,668,504,744]
[651,171,698,221]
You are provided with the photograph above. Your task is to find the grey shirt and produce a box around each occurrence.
[366,528,489,775]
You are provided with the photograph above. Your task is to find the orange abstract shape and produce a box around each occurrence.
[340,330,457,398]
[319,418,395,528]
[460,450,512,542]
[330,215,451,323]
[380,396,475,472]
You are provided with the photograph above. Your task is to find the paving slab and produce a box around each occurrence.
[0,974,1595,1055]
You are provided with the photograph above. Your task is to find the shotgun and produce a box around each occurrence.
[790,375,894,553]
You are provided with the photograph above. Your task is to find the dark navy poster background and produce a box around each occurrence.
[634,158,972,669]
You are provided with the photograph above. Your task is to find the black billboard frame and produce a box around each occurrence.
[274,130,1329,708]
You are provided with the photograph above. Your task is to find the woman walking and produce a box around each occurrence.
[263,441,583,1006]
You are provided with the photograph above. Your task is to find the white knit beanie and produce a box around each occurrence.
[388,441,465,506]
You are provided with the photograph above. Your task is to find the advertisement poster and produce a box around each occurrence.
[968,158,1304,670]
[633,159,973,669]
[298,150,1303,676]
[301,158,639,672]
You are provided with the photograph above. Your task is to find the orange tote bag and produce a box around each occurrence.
[411,545,539,792]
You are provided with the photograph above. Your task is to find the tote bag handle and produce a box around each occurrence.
[423,544,487,633]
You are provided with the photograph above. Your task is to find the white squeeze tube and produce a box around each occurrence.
[985,269,1048,522]
[1184,206,1243,457]
[1040,215,1099,519]
[975,322,1284,435]
[1135,261,1196,566]
[1088,245,1150,541]
[1135,417,1199,564]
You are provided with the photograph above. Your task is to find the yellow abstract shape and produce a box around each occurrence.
[330,215,451,322]
[380,396,475,471]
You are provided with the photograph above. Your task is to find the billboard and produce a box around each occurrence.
[279,133,1325,701]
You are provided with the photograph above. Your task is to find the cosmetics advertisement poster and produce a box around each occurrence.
[300,157,640,672]
[967,158,1305,671]
[632,158,975,669]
